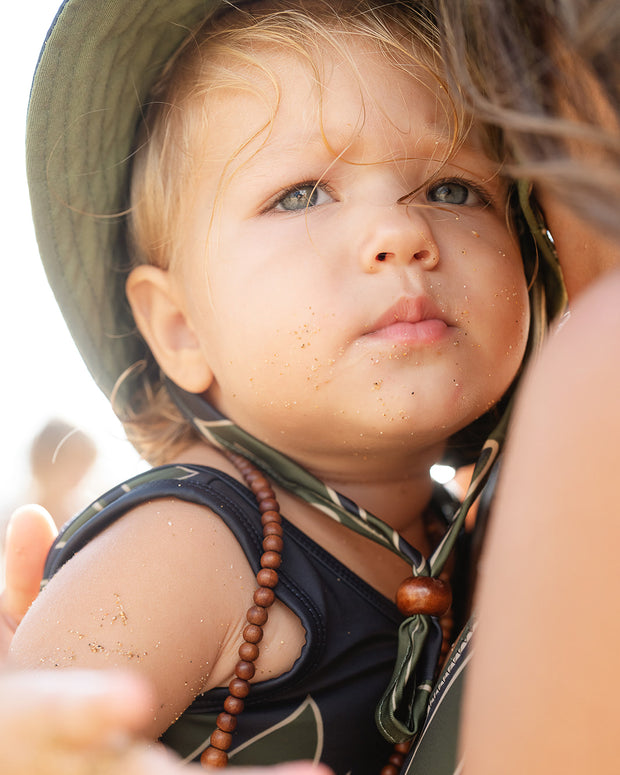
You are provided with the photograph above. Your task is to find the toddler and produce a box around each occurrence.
[12,1,564,773]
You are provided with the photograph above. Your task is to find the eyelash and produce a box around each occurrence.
[262,180,335,214]
[424,176,495,208]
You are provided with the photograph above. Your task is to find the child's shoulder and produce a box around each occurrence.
[43,457,259,582]
[9,461,259,735]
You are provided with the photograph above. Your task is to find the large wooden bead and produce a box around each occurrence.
[261,510,281,525]
[256,568,278,588]
[216,712,238,733]
[263,522,283,538]
[235,660,256,681]
[223,695,244,715]
[263,534,284,553]
[239,641,260,662]
[210,730,233,751]
[395,576,452,617]
[250,477,269,493]
[254,586,275,607]
[228,678,250,698]
[243,624,263,644]
[201,747,228,768]
[246,605,268,626]
[258,498,279,513]
[261,550,282,569]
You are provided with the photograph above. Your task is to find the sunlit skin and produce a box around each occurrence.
[11,36,529,742]
[459,30,620,775]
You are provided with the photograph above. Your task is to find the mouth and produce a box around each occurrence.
[364,296,451,346]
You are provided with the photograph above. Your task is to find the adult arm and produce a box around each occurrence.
[460,269,620,773]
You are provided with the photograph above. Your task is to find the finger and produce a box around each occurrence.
[3,505,58,622]
[0,670,155,747]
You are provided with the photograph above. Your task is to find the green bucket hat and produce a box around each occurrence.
[27,0,228,408]
[27,0,566,418]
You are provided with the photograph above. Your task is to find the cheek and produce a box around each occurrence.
[457,247,530,361]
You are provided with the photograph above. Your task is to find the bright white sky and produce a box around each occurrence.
[0,1,144,514]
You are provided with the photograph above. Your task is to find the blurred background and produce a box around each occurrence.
[0,1,145,574]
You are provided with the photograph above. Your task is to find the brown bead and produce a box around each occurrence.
[210,729,233,751]
[250,477,269,493]
[258,498,279,513]
[260,551,282,569]
[394,743,411,755]
[263,522,283,537]
[261,510,282,525]
[223,696,244,715]
[228,677,250,698]
[246,605,268,625]
[257,568,278,588]
[395,576,452,617]
[239,641,259,661]
[243,624,264,643]
[263,534,284,552]
[253,586,275,607]
[380,765,400,775]
[216,712,237,733]
[201,747,228,768]
[388,753,404,767]
[235,660,256,680]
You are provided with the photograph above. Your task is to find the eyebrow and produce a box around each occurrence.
[230,124,507,194]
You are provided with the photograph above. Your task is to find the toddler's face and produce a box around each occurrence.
[163,38,529,474]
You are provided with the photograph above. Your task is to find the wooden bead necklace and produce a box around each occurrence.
[201,451,283,768]
[200,451,453,771]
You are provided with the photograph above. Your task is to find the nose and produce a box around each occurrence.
[360,204,439,273]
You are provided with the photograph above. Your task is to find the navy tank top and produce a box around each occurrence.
[43,463,424,774]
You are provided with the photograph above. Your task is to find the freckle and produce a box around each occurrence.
[472,230,480,237]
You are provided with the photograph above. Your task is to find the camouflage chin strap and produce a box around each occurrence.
[167,183,566,744]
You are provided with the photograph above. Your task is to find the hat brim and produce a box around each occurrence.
[27,0,225,401]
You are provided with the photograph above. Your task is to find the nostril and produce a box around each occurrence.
[414,249,430,261]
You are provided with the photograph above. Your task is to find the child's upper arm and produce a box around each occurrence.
[8,497,255,738]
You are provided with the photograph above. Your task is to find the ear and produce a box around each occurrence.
[126,265,213,394]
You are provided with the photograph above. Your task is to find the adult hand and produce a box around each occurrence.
[0,506,57,660]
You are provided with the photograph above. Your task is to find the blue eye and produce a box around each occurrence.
[428,179,483,206]
[274,183,333,212]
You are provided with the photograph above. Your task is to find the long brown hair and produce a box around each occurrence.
[436,0,620,238]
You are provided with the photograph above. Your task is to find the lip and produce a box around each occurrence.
[364,296,451,345]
